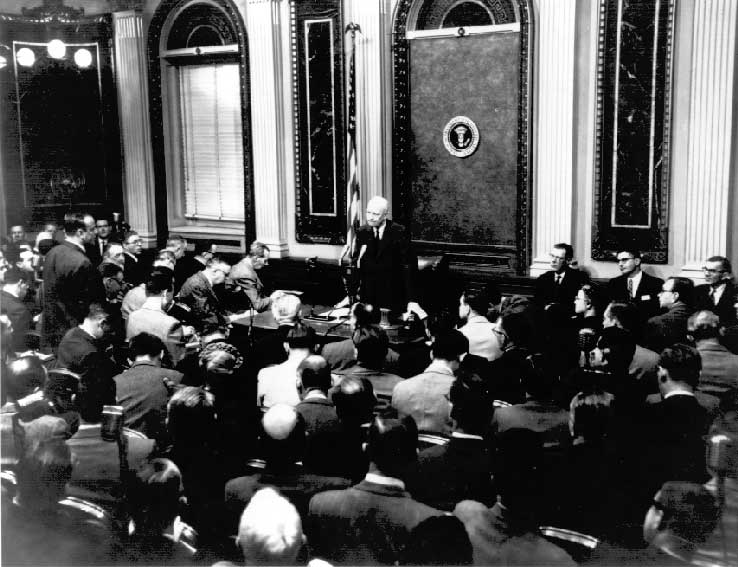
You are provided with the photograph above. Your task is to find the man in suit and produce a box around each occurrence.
[42,213,104,351]
[224,405,351,530]
[92,217,118,261]
[457,288,500,361]
[228,241,272,312]
[392,330,468,433]
[177,256,232,334]
[409,371,495,511]
[644,276,694,354]
[694,256,738,325]
[114,332,182,444]
[607,248,664,325]
[688,310,738,399]
[641,344,711,502]
[351,196,419,317]
[1,267,32,352]
[307,416,442,565]
[121,230,149,286]
[534,242,589,314]
[603,300,660,383]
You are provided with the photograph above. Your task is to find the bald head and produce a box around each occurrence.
[262,404,299,440]
[366,196,389,228]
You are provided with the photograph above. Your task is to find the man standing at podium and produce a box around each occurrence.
[352,196,418,317]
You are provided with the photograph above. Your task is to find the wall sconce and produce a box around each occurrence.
[16,47,36,67]
[47,39,66,59]
[0,55,7,70]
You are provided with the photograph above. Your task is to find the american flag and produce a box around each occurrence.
[340,24,361,264]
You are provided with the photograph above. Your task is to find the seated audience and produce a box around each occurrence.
[341,325,403,414]
[409,368,495,511]
[123,458,199,565]
[257,322,315,408]
[644,276,694,353]
[453,429,575,566]
[225,405,350,530]
[392,329,468,433]
[457,288,500,361]
[694,256,738,325]
[114,332,183,445]
[307,416,442,565]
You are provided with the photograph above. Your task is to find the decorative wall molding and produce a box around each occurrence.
[679,0,737,278]
[114,10,157,244]
[529,0,576,276]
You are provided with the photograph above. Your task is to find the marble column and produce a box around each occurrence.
[679,0,737,280]
[113,10,157,247]
[247,0,290,256]
[529,0,577,276]
[344,0,392,209]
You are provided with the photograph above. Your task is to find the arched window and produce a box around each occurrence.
[148,0,253,245]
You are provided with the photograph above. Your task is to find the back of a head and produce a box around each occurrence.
[655,481,719,544]
[129,332,165,360]
[6,355,46,401]
[669,276,695,306]
[271,293,302,325]
[579,283,606,314]
[659,343,702,388]
[145,267,174,296]
[167,387,216,447]
[367,416,418,479]
[450,369,492,435]
[570,391,615,441]
[462,289,489,316]
[688,310,721,342]
[598,326,637,372]
[130,459,183,534]
[237,487,303,565]
[401,515,473,565]
[297,355,331,393]
[286,322,316,351]
[198,341,243,377]
[261,404,306,465]
[431,329,468,361]
[352,325,389,367]
[495,428,544,519]
[63,212,86,236]
[17,438,72,508]
[499,310,533,349]
[332,376,376,425]
[605,301,638,332]
[351,302,375,328]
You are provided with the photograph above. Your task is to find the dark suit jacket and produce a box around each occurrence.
[694,281,738,324]
[695,339,738,396]
[534,267,589,313]
[351,220,415,313]
[123,252,149,286]
[174,254,205,293]
[178,271,228,334]
[607,271,664,324]
[296,396,353,477]
[0,290,32,352]
[56,327,117,414]
[409,434,495,511]
[643,301,692,354]
[491,399,570,449]
[42,241,104,350]
[84,241,103,267]
[307,478,442,565]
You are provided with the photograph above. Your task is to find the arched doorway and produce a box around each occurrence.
[392,0,532,274]
[147,0,255,248]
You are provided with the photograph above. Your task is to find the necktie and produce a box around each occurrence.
[627,278,633,298]
[99,239,107,255]
[555,274,562,285]
[710,287,717,305]
[374,228,380,242]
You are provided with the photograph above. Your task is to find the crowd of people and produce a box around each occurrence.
[1,218,738,566]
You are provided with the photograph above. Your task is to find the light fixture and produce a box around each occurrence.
[73,48,92,68]
[16,47,35,67]
[47,39,66,59]
[0,55,6,70]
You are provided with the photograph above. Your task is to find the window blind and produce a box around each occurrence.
[179,63,245,221]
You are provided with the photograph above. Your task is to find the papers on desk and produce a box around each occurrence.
[322,307,351,318]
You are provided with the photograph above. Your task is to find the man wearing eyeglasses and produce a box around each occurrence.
[694,256,738,325]
[121,230,150,286]
[177,256,232,335]
[606,248,663,326]
[643,277,694,353]
[533,243,588,315]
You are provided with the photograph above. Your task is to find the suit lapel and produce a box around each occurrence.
[377,221,392,258]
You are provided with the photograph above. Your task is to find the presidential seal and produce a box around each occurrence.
[442,116,480,158]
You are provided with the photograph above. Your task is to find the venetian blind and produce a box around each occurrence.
[179,63,245,221]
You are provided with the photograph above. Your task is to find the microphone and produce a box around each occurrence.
[577,327,598,353]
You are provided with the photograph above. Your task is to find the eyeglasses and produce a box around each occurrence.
[617,257,636,263]
[702,267,724,274]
